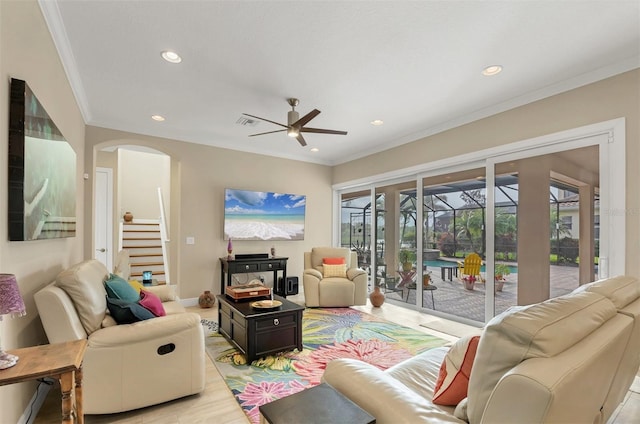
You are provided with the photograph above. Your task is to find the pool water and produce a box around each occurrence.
[423,260,517,274]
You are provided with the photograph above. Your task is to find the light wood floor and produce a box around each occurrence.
[34,296,640,423]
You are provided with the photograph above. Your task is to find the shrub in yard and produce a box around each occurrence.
[438,232,456,257]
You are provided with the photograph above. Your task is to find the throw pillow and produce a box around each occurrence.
[139,290,166,317]
[104,273,140,303]
[106,297,155,324]
[323,263,347,278]
[128,279,144,293]
[433,335,480,406]
[323,257,346,265]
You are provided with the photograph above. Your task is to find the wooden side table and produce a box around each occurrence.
[0,339,87,423]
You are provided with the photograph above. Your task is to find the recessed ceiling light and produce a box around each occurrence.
[161,50,182,64]
[482,65,503,76]
[310,147,319,152]
[371,119,384,126]
[151,115,165,122]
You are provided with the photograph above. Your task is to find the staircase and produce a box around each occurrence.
[120,220,168,284]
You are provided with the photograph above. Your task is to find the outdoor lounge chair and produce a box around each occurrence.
[458,253,483,282]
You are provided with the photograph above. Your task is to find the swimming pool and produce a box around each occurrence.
[423,259,517,274]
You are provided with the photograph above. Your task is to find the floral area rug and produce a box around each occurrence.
[203,307,449,424]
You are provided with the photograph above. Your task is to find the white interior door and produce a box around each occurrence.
[94,167,113,270]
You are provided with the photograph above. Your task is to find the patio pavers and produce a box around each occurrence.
[383,264,581,323]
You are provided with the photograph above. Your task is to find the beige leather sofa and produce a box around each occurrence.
[34,258,205,414]
[303,247,367,307]
[323,275,640,423]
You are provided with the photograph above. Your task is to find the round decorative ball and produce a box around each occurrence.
[198,290,215,308]
[123,211,133,222]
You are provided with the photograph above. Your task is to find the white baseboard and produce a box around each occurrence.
[181,297,199,307]
[19,378,54,424]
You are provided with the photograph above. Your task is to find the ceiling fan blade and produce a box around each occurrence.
[296,133,307,147]
[292,109,321,128]
[242,113,288,128]
[300,127,348,135]
[249,129,286,137]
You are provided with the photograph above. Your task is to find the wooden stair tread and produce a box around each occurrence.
[123,245,163,249]
[129,253,163,257]
[130,262,164,267]
[123,229,160,233]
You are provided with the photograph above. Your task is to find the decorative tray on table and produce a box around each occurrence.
[250,299,282,309]
[226,282,271,301]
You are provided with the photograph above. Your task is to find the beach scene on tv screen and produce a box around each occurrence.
[224,189,305,241]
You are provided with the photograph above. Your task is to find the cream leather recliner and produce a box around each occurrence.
[303,247,367,307]
[34,256,205,414]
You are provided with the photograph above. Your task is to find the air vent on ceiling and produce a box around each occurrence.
[236,116,260,127]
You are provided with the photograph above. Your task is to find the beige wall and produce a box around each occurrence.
[0,1,86,421]
[333,70,640,278]
[118,149,171,222]
[84,127,333,299]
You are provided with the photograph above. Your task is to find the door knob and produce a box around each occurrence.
[96,248,106,253]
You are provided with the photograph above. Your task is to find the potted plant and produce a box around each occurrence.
[398,249,416,271]
[462,275,476,290]
[494,263,511,292]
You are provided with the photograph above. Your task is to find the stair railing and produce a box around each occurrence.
[157,187,171,285]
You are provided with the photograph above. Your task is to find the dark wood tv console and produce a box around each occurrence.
[219,256,288,296]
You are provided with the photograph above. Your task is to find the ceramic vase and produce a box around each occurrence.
[227,239,233,259]
[198,290,215,308]
[369,286,385,307]
[123,211,133,222]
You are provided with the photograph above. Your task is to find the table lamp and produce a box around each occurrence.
[0,274,26,370]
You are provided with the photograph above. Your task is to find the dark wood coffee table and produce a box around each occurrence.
[217,294,304,362]
[259,382,376,424]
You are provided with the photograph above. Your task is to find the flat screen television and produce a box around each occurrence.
[224,188,305,241]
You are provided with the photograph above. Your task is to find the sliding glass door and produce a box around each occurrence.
[375,180,418,307]
[420,168,487,323]
[340,190,374,287]
[487,145,599,318]
[335,120,624,326]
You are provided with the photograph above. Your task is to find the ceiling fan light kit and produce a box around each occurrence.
[244,98,347,147]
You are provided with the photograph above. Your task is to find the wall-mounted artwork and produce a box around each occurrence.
[224,188,305,241]
[8,78,76,241]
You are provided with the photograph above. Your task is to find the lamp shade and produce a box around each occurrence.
[0,274,26,318]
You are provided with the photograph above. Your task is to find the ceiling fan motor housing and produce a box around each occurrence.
[287,110,299,126]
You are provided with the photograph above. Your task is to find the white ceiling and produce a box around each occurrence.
[40,1,640,166]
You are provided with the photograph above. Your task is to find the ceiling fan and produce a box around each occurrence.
[243,98,347,147]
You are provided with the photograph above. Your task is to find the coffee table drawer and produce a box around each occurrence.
[255,312,296,330]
